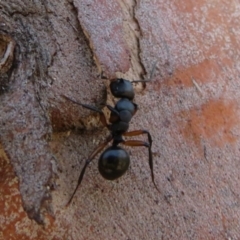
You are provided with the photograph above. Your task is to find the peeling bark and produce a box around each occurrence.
[0,0,104,222]
[1,0,240,239]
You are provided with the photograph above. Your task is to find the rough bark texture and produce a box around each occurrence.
[1,0,240,239]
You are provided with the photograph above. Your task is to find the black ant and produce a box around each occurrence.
[63,72,159,206]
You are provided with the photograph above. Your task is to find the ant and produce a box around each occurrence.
[63,69,159,206]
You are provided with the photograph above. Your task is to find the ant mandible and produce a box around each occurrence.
[63,71,159,206]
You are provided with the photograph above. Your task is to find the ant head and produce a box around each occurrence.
[110,78,134,100]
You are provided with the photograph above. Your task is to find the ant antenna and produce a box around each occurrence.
[132,61,158,83]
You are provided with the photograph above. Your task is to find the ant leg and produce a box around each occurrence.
[123,130,152,147]
[133,103,138,116]
[123,130,154,187]
[122,137,160,193]
[105,104,120,117]
[123,130,152,163]
[62,95,109,128]
[66,135,113,207]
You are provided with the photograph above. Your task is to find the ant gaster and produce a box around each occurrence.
[63,76,159,206]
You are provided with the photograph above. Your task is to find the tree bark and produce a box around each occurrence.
[1,0,240,239]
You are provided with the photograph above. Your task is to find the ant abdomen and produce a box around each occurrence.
[98,146,130,180]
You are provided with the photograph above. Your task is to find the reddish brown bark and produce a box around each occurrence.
[1,0,240,239]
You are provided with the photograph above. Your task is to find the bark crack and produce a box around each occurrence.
[70,1,102,74]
